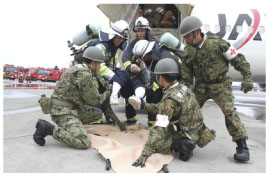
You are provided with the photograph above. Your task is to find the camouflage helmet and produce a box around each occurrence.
[83,46,104,62]
[154,58,179,74]
[179,16,203,37]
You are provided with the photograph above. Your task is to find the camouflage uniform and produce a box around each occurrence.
[50,64,111,149]
[141,81,204,156]
[182,35,250,141]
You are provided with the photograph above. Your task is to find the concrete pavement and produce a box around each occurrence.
[2,80,266,173]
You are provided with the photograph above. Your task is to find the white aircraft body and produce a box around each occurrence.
[193,6,266,89]
[97,4,266,89]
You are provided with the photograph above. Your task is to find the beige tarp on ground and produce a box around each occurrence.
[84,125,174,173]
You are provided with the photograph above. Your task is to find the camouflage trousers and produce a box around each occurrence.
[51,105,103,149]
[142,126,173,156]
[102,99,120,124]
[193,79,248,141]
[141,126,201,156]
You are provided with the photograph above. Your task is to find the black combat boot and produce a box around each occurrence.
[234,139,250,161]
[33,119,55,146]
[171,138,196,161]
[179,139,196,161]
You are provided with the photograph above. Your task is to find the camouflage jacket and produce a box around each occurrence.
[141,81,204,156]
[182,35,252,87]
[50,64,111,115]
[145,81,204,140]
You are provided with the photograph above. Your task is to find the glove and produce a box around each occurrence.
[132,154,149,167]
[130,64,141,73]
[117,121,127,131]
[241,77,253,93]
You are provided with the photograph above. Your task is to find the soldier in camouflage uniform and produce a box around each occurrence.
[33,47,125,149]
[128,58,214,167]
[73,20,130,124]
[179,16,253,162]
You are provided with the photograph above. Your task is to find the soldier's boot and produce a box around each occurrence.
[234,139,250,162]
[171,138,196,161]
[33,119,55,146]
[178,139,196,162]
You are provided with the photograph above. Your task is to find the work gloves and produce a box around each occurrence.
[128,96,145,110]
[241,76,253,93]
[132,154,149,167]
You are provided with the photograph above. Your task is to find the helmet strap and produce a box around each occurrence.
[94,61,99,76]
[192,31,197,45]
[155,75,160,84]
[90,61,98,76]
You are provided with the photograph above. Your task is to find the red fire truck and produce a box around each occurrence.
[42,68,62,82]
[26,67,46,81]
[3,64,17,80]
[16,66,29,82]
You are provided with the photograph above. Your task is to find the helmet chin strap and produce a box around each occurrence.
[192,31,197,46]
[90,61,98,76]
[94,61,99,76]
[155,75,160,84]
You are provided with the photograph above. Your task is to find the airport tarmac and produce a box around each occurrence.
[2,80,267,173]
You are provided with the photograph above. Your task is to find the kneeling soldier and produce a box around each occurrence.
[129,58,215,167]
[34,46,125,149]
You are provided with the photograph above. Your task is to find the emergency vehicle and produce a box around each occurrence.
[4,64,17,80]
[42,68,62,82]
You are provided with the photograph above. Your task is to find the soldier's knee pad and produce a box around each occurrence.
[75,136,91,149]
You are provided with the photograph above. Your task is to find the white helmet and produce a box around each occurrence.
[132,40,155,59]
[109,20,130,39]
[133,17,151,32]
[144,8,152,15]
[156,7,164,14]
